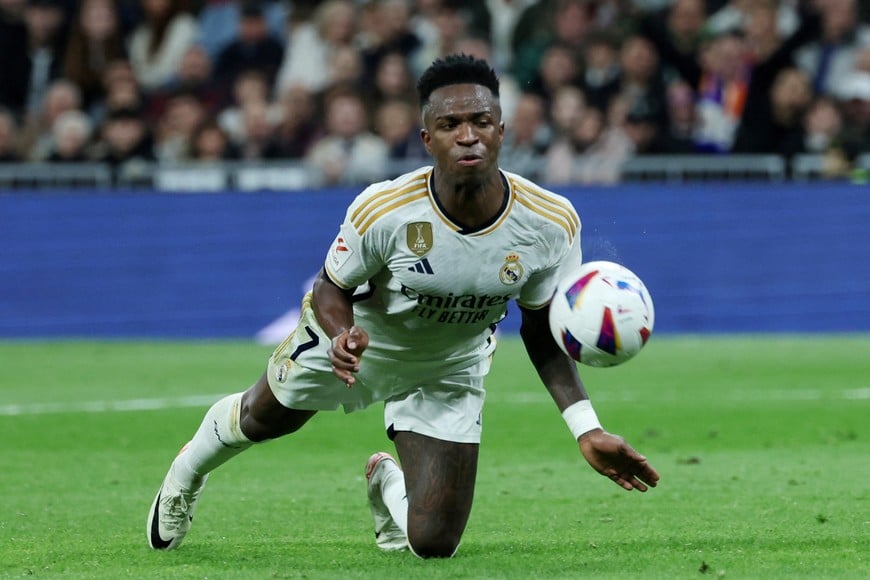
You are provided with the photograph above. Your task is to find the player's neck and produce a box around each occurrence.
[432,170,506,229]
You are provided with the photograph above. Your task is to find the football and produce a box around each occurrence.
[548,260,655,367]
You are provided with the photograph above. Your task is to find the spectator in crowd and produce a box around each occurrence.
[190,119,238,161]
[325,45,365,94]
[612,35,669,132]
[147,45,226,122]
[22,78,82,160]
[803,96,844,155]
[153,91,206,162]
[46,110,93,162]
[366,50,418,113]
[407,0,440,53]
[499,91,551,179]
[514,0,594,88]
[526,43,583,108]
[22,0,69,120]
[669,8,816,156]
[372,98,427,162]
[214,1,284,91]
[359,0,422,86]
[236,100,280,160]
[732,65,813,158]
[658,79,696,153]
[276,0,358,95]
[580,30,621,112]
[706,0,799,39]
[93,106,154,167]
[642,0,820,158]
[217,69,277,147]
[640,10,747,153]
[621,105,664,155]
[740,0,798,62]
[838,71,870,159]
[305,88,389,186]
[468,0,538,73]
[548,84,588,141]
[545,105,629,184]
[795,0,870,100]
[62,0,127,109]
[800,95,851,178]
[196,0,287,60]
[269,85,321,159]
[89,58,143,124]
[729,3,822,154]
[128,0,197,93]
[0,0,29,118]
[664,0,708,55]
[451,35,522,121]
[0,107,22,161]
[1,0,865,180]
[411,0,471,76]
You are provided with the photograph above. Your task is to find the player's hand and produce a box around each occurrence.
[578,430,660,492]
[328,326,369,387]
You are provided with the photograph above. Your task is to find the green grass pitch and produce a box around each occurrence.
[1,336,868,579]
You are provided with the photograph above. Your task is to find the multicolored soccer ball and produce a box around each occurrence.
[548,261,655,367]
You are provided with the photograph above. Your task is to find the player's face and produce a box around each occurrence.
[421,83,504,178]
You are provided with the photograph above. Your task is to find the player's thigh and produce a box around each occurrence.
[394,431,479,553]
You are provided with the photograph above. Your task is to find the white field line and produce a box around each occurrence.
[1,388,869,417]
[0,394,225,417]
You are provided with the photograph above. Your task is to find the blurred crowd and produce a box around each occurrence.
[0,0,868,185]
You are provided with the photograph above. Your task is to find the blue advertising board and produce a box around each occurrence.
[1,182,868,338]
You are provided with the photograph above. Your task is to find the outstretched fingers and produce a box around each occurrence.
[610,446,660,492]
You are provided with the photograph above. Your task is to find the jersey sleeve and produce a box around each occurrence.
[516,223,583,310]
[323,203,386,290]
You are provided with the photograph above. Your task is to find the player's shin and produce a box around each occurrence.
[172,392,253,487]
[380,464,408,534]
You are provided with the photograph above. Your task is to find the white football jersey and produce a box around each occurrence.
[324,166,581,372]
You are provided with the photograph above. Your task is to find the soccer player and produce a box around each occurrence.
[147,54,660,558]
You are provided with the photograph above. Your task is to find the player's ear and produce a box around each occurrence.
[420,128,432,154]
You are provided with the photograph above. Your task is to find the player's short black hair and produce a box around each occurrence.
[416,54,500,107]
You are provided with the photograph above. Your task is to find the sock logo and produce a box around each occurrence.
[213,419,242,449]
[408,258,434,274]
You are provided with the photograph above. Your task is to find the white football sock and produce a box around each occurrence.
[171,392,253,488]
[380,463,408,535]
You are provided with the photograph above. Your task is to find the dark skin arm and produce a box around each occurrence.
[519,304,660,492]
[312,269,369,387]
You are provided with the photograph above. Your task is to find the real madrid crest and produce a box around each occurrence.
[407,222,433,256]
[499,253,524,285]
[276,360,291,383]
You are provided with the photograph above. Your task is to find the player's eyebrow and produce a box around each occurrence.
[435,110,493,122]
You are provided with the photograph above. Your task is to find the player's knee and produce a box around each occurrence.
[407,532,460,559]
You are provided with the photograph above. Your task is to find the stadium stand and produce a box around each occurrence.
[0,0,866,189]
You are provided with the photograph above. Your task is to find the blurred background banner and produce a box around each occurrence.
[1,182,868,339]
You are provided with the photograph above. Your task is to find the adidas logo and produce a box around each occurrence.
[408,258,434,274]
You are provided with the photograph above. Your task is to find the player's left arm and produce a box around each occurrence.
[519,304,660,492]
[313,269,369,387]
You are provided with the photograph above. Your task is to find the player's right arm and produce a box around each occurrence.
[313,269,369,386]
[520,304,660,492]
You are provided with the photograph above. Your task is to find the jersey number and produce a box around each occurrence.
[289,326,320,360]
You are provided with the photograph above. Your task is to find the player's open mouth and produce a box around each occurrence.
[457,155,483,166]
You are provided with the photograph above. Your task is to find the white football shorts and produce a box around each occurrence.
[267,293,494,444]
